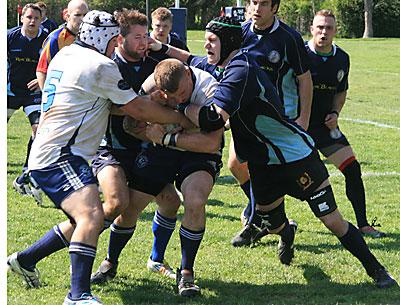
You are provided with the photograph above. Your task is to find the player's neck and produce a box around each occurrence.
[313,42,333,55]
[253,16,275,31]
[22,26,39,39]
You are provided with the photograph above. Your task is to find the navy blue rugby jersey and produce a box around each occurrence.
[104,50,159,150]
[242,18,310,119]
[149,32,189,62]
[212,50,315,165]
[7,26,47,97]
[188,55,224,82]
[306,41,350,129]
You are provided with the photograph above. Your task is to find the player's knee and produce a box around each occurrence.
[319,210,347,236]
[307,185,338,217]
[341,159,361,179]
[257,202,286,232]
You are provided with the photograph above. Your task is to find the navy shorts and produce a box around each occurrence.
[308,125,350,157]
[132,144,222,196]
[7,93,42,122]
[248,151,329,205]
[91,145,141,188]
[30,155,97,208]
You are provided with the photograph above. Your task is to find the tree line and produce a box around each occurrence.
[7,0,400,37]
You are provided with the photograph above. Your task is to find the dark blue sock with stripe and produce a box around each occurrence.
[179,225,204,272]
[107,223,135,264]
[69,242,96,299]
[150,210,176,262]
[18,225,69,271]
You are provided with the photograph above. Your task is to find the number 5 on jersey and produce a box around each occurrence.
[42,70,63,112]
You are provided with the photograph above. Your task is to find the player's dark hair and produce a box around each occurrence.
[154,58,187,93]
[115,8,148,37]
[205,16,242,65]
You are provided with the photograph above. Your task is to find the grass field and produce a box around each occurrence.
[6,34,400,305]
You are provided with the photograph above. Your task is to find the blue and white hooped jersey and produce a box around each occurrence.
[242,18,311,119]
[212,50,315,166]
[28,43,138,170]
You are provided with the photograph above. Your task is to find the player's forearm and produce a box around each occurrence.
[297,71,313,129]
[122,96,186,125]
[36,71,46,90]
[332,91,347,114]
[166,45,191,63]
[176,129,223,153]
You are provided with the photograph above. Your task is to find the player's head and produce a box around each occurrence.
[35,1,47,18]
[115,8,148,61]
[205,16,242,66]
[151,7,173,43]
[311,10,337,50]
[78,10,119,57]
[250,0,279,29]
[154,58,192,107]
[65,0,89,34]
[21,3,42,33]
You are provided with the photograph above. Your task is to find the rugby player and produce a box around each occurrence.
[35,1,58,35]
[91,58,224,297]
[8,3,47,203]
[181,16,397,289]
[230,0,314,246]
[36,0,89,89]
[90,9,182,283]
[306,10,385,238]
[7,10,192,305]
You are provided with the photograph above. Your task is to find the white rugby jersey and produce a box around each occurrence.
[141,66,219,151]
[29,44,138,170]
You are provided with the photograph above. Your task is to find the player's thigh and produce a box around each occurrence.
[180,170,214,207]
[97,164,129,206]
[155,183,181,213]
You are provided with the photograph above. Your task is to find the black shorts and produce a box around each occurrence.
[248,151,329,205]
[308,125,350,157]
[91,145,141,188]
[7,93,41,110]
[132,144,222,196]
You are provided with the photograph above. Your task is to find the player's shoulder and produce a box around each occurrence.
[333,44,349,59]
[7,26,22,39]
[276,19,303,40]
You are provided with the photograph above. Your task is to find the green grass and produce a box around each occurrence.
[7,35,400,305]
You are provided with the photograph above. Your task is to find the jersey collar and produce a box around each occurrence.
[307,40,337,56]
[250,16,280,34]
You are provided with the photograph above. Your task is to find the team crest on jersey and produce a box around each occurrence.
[79,164,91,177]
[337,70,345,82]
[135,152,149,168]
[268,50,280,64]
[118,79,131,90]
[296,172,314,190]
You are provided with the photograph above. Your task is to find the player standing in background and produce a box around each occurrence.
[231,0,313,246]
[36,0,89,89]
[306,10,385,238]
[36,1,58,35]
[8,3,47,202]
[150,7,189,60]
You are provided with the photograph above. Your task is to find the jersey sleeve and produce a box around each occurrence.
[212,57,250,116]
[36,31,60,73]
[287,31,311,76]
[94,61,138,106]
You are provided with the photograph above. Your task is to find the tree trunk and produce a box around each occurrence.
[363,0,373,38]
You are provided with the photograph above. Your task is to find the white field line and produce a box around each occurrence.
[341,117,400,130]
[330,171,400,177]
